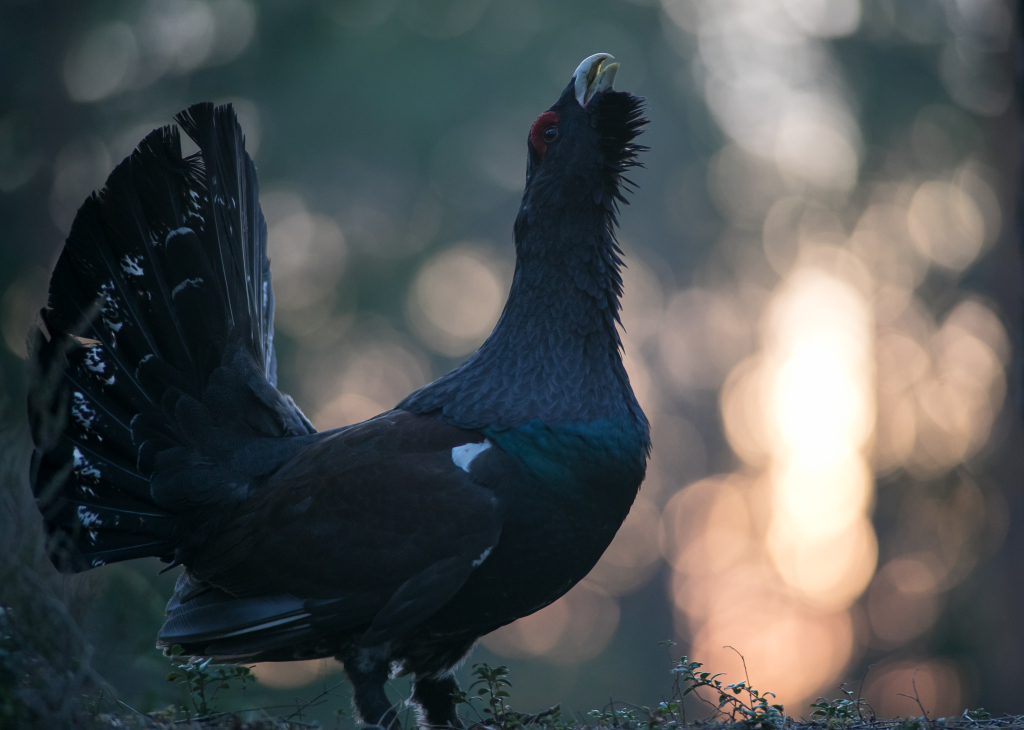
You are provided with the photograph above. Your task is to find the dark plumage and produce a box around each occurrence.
[28,54,649,728]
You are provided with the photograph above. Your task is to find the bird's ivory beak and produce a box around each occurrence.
[574,53,620,107]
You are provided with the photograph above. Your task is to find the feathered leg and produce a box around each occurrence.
[412,674,463,728]
[342,649,398,729]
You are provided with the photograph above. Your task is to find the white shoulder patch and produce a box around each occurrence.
[451,440,492,473]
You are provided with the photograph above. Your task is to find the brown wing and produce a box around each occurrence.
[157,410,503,659]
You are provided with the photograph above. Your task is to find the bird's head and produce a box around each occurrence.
[524,53,647,212]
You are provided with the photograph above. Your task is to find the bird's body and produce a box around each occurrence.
[29,54,649,727]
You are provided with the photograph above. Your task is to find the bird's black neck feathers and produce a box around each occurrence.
[400,90,647,432]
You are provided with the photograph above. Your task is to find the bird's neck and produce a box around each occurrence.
[496,224,625,358]
[400,209,642,433]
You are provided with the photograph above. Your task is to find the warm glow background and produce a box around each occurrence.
[0,0,1021,722]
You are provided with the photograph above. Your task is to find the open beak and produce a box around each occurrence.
[573,53,620,107]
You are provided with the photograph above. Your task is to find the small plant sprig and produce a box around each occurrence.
[641,698,684,730]
[811,685,872,729]
[671,655,786,730]
[638,641,689,730]
[454,664,566,730]
[589,701,640,728]
[164,644,254,719]
[963,708,992,722]
[454,663,519,730]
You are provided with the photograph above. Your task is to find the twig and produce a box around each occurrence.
[857,664,876,722]
[523,704,561,723]
[282,677,346,721]
[896,668,931,723]
[723,645,752,689]
[116,698,147,718]
[171,700,337,725]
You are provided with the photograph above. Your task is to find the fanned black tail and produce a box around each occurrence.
[29,103,314,573]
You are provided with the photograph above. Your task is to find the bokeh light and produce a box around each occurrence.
[62,0,256,104]
[252,658,340,690]
[863,660,965,718]
[407,243,509,356]
[482,580,621,665]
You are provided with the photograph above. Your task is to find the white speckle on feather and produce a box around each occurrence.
[77,505,102,527]
[71,392,95,430]
[166,227,194,244]
[135,353,154,379]
[73,448,101,481]
[103,375,115,386]
[472,546,493,568]
[451,440,491,473]
[84,347,105,373]
[171,277,204,299]
[80,484,96,497]
[89,529,99,543]
[98,285,123,334]
[121,254,144,277]
[99,282,120,310]
[91,558,105,567]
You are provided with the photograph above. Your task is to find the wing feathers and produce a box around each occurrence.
[156,412,507,659]
[359,544,498,647]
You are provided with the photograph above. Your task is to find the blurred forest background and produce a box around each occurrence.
[1,0,1021,723]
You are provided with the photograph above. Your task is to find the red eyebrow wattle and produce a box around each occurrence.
[529,111,560,157]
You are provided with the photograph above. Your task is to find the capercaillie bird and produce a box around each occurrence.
[29,53,650,728]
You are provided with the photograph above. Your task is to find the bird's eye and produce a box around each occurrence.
[529,111,560,158]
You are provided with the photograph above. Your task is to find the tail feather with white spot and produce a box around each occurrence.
[28,103,314,573]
